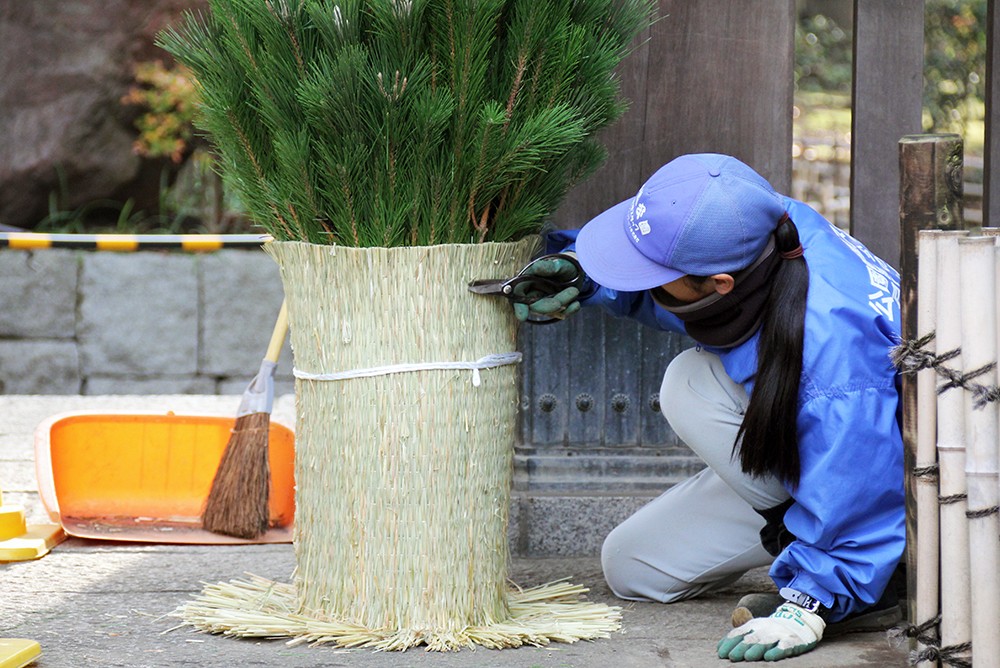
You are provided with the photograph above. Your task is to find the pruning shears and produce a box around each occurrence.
[467,253,585,324]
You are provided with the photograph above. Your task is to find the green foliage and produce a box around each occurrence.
[794,14,851,95]
[923,0,986,137]
[33,160,258,235]
[121,61,199,162]
[793,2,987,146]
[159,0,654,246]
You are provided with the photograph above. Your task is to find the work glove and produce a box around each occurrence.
[511,253,585,322]
[717,602,826,662]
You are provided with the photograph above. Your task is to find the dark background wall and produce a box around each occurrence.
[520,0,797,496]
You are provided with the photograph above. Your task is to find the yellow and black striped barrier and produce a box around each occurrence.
[0,233,273,252]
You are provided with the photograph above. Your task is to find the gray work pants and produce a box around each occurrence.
[601,347,792,603]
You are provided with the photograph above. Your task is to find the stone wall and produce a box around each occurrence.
[0,248,292,395]
[0,246,678,557]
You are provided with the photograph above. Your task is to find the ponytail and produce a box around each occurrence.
[734,216,809,487]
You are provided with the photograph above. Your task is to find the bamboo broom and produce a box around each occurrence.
[202,300,289,539]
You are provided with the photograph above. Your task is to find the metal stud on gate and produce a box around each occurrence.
[610,393,630,413]
[538,394,558,413]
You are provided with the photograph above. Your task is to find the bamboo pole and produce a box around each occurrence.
[935,230,972,665]
[915,230,940,659]
[958,236,1000,668]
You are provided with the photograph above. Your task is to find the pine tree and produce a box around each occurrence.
[160,0,654,247]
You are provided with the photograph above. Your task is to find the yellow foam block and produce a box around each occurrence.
[0,505,27,541]
[0,639,40,668]
[0,524,65,562]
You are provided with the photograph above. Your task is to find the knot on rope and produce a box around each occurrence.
[912,641,972,668]
[891,332,947,373]
[938,362,996,395]
[939,493,968,505]
[889,614,938,646]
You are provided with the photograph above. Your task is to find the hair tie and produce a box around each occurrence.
[780,245,804,260]
[775,213,804,259]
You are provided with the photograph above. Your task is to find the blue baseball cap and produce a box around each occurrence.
[575,154,788,292]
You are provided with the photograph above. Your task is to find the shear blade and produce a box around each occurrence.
[468,280,509,294]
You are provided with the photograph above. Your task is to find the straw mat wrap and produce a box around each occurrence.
[174,239,621,651]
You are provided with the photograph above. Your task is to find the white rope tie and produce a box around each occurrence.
[293,352,522,388]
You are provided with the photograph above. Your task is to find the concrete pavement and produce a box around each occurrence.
[1,395,909,667]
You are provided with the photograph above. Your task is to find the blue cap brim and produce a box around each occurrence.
[576,199,685,292]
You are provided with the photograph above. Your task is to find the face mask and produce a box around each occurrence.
[650,236,780,348]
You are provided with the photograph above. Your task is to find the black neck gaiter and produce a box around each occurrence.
[650,237,781,348]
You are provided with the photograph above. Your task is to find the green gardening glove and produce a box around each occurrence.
[510,254,585,322]
[717,602,826,662]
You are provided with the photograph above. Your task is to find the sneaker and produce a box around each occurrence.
[730,593,903,636]
[731,592,784,628]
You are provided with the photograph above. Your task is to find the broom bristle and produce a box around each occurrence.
[202,412,271,539]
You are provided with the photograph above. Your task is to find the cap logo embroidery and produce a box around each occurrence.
[638,220,651,235]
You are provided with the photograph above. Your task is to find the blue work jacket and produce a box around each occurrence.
[548,197,905,622]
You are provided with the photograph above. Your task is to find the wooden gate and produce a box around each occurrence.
[514,0,931,530]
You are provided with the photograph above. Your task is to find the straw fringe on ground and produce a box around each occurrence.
[172,574,622,651]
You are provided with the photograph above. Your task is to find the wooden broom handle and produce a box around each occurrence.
[265,300,289,364]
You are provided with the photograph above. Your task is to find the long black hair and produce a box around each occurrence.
[734,217,809,486]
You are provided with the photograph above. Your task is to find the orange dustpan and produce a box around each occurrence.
[34,411,295,544]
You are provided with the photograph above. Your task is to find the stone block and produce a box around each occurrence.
[0,250,78,338]
[0,340,80,394]
[78,252,198,376]
[514,453,705,493]
[199,251,291,377]
[84,375,217,396]
[516,494,654,557]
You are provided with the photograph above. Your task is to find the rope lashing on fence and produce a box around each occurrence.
[891,332,960,373]
[890,614,941,647]
[0,232,272,252]
[912,463,940,483]
[914,642,973,668]
[890,615,974,668]
[891,332,1000,407]
[891,332,994,667]
[890,615,972,668]
[966,505,1000,519]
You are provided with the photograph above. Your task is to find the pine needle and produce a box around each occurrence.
[158,0,656,246]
